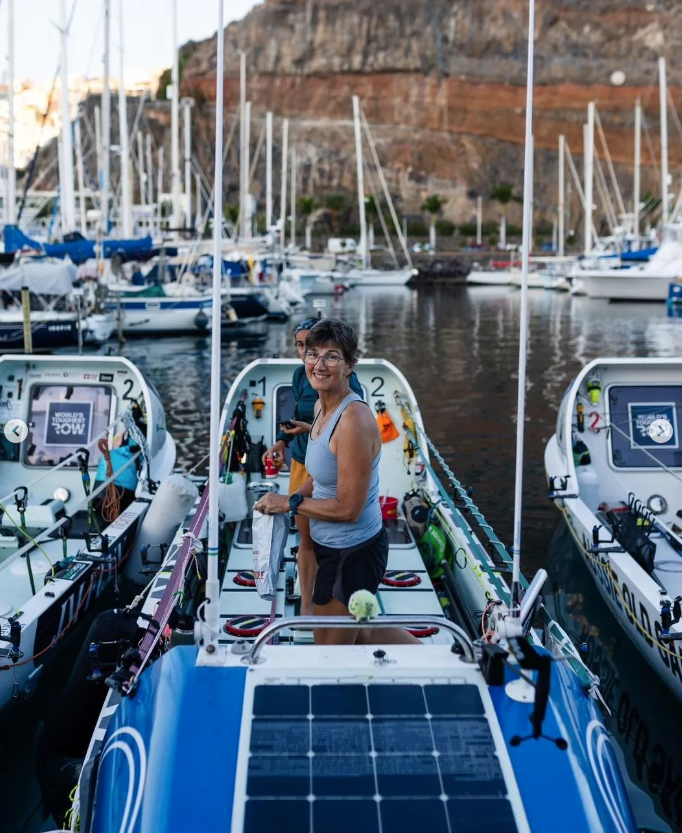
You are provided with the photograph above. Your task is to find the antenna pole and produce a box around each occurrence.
[206,0,225,642]
[510,0,536,614]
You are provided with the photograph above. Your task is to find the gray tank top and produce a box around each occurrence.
[305,391,382,548]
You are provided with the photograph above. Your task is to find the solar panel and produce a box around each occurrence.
[243,683,518,833]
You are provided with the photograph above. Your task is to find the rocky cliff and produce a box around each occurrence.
[27,1,682,238]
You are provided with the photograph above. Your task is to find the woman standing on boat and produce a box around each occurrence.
[263,318,363,616]
[256,319,418,646]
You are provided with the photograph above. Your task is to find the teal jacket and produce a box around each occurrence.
[277,364,364,464]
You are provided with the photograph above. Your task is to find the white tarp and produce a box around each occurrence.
[0,260,77,295]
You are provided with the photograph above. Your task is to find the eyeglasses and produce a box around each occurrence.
[304,351,344,367]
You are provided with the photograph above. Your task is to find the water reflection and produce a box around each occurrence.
[546,523,682,833]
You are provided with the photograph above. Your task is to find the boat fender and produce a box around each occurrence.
[125,474,199,586]
[219,473,249,522]
[194,309,209,330]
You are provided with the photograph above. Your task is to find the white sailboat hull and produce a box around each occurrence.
[579,271,670,301]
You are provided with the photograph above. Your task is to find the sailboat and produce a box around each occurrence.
[57,4,638,832]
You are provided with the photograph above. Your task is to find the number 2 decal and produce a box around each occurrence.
[589,411,600,431]
[371,377,384,397]
[122,379,135,401]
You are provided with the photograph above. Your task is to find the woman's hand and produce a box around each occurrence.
[254,492,290,515]
[262,439,286,466]
[280,419,311,438]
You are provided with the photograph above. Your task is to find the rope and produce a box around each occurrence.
[0,498,55,579]
[97,438,123,522]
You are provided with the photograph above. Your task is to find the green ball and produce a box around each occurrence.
[348,589,379,621]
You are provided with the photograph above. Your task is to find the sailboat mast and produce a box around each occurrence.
[118,0,132,237]
[74,109,87,234]
[101,0,111,234]
[659,57,669,227]
[6,0,15,225]
[238,51,246,240]
[183,97,194,229]
[59,0,76,232]
[510,0,536,612]
[352,96,368,269]
[584,102,595,257]
[171,0,181,229]
[206,0,225,642]
[558,134,565,258]
[633,99,641,240]
[290,146,296,246]
[279,118,288,250]
[266,111,273,232]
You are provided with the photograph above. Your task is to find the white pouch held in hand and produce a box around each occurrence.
[252,511,288,600]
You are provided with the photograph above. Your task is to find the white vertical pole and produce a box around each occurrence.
[659,57,669,227]
[238,51,246,239]
[6,0,15,225]
[183,98,194,228]
[74,111,87,234]
[352,95,368,269]
[510,0,536,612]
[117,0,132,237]
[57,133,66,235]
[137,130,147,220]
[499,215,506,249]
[59,0,76,232]
[476,195,482,245]
[145,133,153,205]
[243,101,250,237]
[558,134,565,257]
[206,0,225,644]
[265,111,273,231]
[95,104,102,178]
[101,0,111,233]
[171,0,181,229]
[195,172,201,229]
[290,147,296,246]
[633,99,641,241]
[584,102,595,257]
[157,146,164,204]
[279,118,288,249]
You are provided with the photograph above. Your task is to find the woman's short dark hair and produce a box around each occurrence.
[305,319,358,364]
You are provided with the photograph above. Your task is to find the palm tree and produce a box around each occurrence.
[325,194,346,235]
[491,183,522,249]
[364,196,378,249]
[224,203,239,234]
[421,194,446,251]
[298,196,315,250]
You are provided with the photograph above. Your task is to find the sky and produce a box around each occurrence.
[2,0,260,84]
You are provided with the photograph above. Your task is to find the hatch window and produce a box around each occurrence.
[23,384,114,467]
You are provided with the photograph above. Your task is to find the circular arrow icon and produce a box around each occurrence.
[3,419,28,444]
[648,418,673,444]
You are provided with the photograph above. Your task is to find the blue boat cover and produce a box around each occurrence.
[3,225,153,265]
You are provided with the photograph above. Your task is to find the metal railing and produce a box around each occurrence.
[243,615,476,665]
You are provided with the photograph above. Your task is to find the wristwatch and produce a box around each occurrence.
[288,493,304,516]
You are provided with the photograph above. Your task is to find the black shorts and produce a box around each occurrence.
[311,527,388,607]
